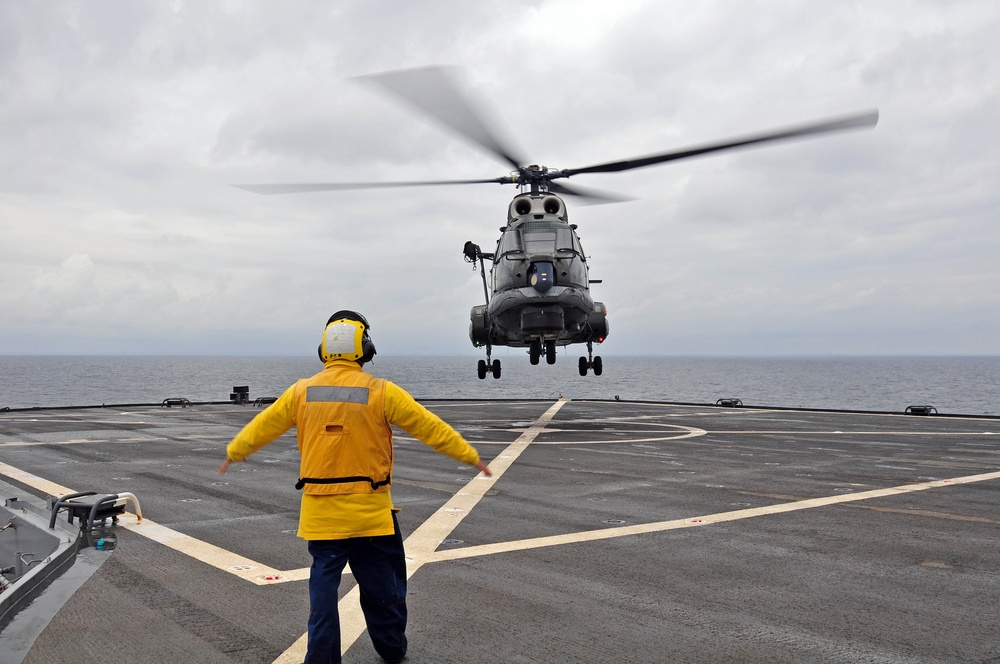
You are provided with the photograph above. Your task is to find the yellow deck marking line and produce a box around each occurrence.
[422,470,1000,564]
[338,399,569,655]
[530,428,706,444]
[116,513,300,584]
[274,399,571,663]
[0,438,162,447]
[403,399,568,556]
[0,460,76,499]
[565,401,1000,425]
[848,504,1000,525]
[0,433,233,448]
[0,460,310,585]
[704,430,998,436]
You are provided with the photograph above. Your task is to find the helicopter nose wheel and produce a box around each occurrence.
[545,340,557,365]
[578,342,603,376]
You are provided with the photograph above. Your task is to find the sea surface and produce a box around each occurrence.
[1,354,998,416]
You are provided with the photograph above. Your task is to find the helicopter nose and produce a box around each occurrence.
[529,261,555,293]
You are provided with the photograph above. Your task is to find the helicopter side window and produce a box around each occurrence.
[552,227,589,287]
[555,229,583,258]
[498,230,524,258]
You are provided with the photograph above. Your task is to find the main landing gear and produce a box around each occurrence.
[528,339,556,366]
[478,340,602,378]
[477,344,501,379]
[579,341,603,376]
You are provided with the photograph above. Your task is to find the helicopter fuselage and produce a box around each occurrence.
[468,193,608,367]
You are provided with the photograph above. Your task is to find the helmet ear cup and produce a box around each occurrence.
[359,330,377,365]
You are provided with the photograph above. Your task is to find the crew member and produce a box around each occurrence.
[220,311,492,664]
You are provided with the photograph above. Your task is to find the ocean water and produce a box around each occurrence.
[0,354,998,416]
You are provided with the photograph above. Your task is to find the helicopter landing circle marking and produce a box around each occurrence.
[514,421,706,445]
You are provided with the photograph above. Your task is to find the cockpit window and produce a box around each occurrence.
[523,230,556,256]
[498,230,523,257]
[556,228,581,255]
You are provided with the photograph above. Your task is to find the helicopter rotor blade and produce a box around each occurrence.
[234,178,511,195]
[359,66,528,172]
[546,181,631,205]
[559,110,879,177]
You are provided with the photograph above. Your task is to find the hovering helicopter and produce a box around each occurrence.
[237,67,878,380]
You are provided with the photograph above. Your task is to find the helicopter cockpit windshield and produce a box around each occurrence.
[493,222,589,292]
[523,229,557,256]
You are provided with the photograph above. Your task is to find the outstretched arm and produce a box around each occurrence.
[384,382,491,475]
[219,384,297,473]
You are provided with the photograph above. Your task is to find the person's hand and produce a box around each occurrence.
[475,460,492,477]
[219,458,234,474]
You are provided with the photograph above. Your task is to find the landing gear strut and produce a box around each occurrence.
[578,341,603,377]
[468,241,501,380]
[478,345,501,379]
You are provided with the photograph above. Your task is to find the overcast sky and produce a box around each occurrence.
[2,1,998,358]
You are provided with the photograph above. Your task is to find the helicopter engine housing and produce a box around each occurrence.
[508,194,566,223]
[469,304,489,347]
[585,303,609,342]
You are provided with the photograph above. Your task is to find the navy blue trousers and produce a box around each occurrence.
[305,513,408,664]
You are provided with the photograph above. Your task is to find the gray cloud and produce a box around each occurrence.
[2,0,998,357]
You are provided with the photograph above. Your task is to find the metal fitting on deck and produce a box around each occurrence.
[905,405,938,416]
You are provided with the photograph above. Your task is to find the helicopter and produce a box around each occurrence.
[237,66,878,380]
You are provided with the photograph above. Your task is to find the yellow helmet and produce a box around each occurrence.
[318,310,377,365]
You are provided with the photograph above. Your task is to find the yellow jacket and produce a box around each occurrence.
[226,360,482,540]
[293,365,393,496]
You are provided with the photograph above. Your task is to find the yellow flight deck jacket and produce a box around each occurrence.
[226,360,483,540]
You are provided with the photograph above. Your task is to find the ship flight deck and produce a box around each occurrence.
[2,398,999,663]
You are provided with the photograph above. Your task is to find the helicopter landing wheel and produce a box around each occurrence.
[477,359,487,380]
[529,341,541,365]
[491,359,502,378]
[579,342,602,377]
[545,340,557,365]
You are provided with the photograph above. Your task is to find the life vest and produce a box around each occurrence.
[292,364,393,496]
